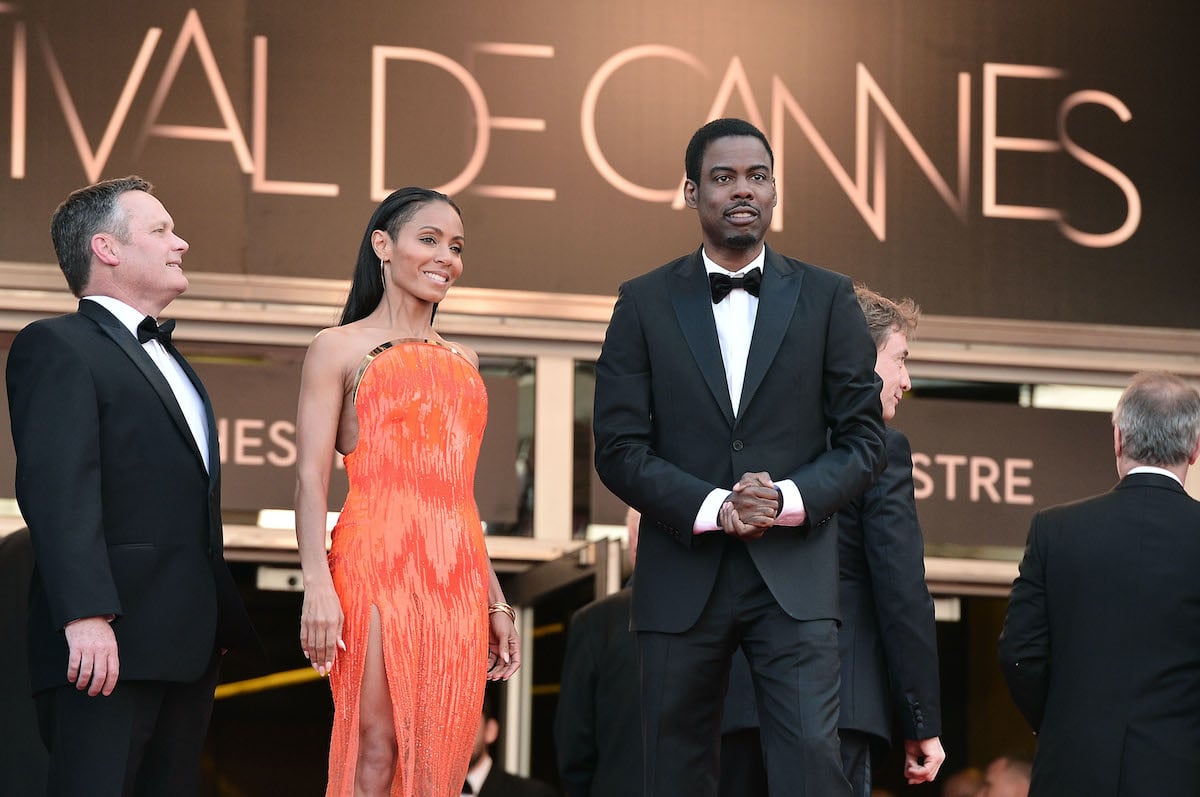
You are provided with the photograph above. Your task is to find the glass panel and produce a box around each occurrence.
[574,361,627,539]
[478,356,536,536]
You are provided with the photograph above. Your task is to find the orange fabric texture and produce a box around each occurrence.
[326,340,490,796]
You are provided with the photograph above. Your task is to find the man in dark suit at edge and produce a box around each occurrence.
[593,118,885,797]
[462,685,556,797]
[999,370,1200,796]
[555,507,643,797]
[6,176,255,796]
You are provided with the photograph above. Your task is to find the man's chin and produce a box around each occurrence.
[724,233,760,250]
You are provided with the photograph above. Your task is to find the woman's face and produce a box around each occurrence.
[378,200,464,302]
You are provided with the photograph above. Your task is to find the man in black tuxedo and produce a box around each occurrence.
[463,686,556,797]
[999,370,1200,796]
[593,118,885,797]
[6,176,255,796]
[718,286,944,796]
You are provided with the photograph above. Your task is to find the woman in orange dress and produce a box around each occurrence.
[294,187,520,797]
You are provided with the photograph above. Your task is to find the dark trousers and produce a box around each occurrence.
[36,654,221,797]
[718,726,876,797]
[638,540,851,797]
[719,728,767,797]
[839,728,874,797]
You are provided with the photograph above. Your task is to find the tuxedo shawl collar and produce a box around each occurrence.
[669,246,803,426]
[77,299,214,480]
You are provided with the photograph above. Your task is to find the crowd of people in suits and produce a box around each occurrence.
[6,116,1199,797]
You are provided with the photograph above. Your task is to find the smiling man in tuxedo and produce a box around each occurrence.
[593,118,885,797]
[6,176,255,796]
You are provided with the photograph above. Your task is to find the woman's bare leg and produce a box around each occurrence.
[354,605,397,796]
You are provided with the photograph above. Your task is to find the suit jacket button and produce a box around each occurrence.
[732,439,743,451]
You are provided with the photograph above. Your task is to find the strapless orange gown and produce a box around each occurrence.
[326,339,490,797]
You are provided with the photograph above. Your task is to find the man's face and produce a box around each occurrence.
[684,135,777,268]
[107,190,189,313]
[875,328,911,422]
[469,715,499,766]
[979,758,1029,797]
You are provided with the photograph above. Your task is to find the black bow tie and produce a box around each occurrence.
[137,316,176,345]
[709,267,762,303]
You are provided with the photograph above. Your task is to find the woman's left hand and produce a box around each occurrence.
[486,611,521,681]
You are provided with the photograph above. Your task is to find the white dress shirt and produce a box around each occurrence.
[461,754,492,795]
[1127,465,1183,486]
[692,248,806,532]
[84,295,210,473]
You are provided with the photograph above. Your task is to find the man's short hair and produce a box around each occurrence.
[684,118,774,183]
[854,283,920,349]
[50,176,153,296]
[1113,371,1200,467]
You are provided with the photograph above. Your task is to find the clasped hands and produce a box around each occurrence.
[718,471,784,540]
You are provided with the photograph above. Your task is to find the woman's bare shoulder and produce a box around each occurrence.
[435,335,479,369]
[305,324,381,372]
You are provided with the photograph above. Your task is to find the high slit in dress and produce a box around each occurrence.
[325,339,489,797]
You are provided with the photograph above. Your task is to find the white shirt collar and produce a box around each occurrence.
[701,245,766,277]
[1127,465,1183,486]
[463,754,492,795]
[83,295,151,338]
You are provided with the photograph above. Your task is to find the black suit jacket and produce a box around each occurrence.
[721,428,941,744]
[999,472,1200,796]
[6,300,254,692]
[837,427,940,743]
[594,247,885,632]
[555,587,642,797]
[478,766,558,797]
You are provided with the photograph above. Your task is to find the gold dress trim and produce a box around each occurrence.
[350,338,474,404]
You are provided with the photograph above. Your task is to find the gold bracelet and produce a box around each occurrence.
[488,602,516,624]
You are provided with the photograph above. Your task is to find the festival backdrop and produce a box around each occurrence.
[0,0,1196,328]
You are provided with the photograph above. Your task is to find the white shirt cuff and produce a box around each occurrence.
[775,479,806,526]
[694,489,729,534]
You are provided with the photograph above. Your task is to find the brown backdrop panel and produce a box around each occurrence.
[897,397,1115,550]
[1,0,1196,327]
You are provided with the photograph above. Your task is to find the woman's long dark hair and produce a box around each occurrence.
[339,187,463,326]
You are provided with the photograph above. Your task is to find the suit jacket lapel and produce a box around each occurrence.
[739,247,802,417]
[78,300,209,472]
[670,250,735,425]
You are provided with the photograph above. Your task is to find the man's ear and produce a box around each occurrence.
[91,232,120,267]
[1113,425,1123,460]
[683,179,698,209]
[1188,432,1200,466]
